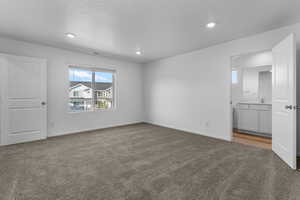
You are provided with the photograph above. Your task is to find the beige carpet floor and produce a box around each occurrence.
[1,123,300,200]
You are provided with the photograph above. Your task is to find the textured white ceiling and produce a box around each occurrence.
[0,0,299,63]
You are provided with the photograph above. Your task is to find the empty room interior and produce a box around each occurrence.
[1,0,300,199]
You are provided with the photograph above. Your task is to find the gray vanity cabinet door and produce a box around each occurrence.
[237,109,259,132]
[258,110,272,134]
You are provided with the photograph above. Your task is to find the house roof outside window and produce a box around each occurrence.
[70,81,112,91]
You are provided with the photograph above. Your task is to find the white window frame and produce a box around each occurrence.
[68,65,116,112]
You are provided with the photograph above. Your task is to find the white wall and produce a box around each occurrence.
[232,51,272,68]
[143,23,300,154]
[0,37,144,137]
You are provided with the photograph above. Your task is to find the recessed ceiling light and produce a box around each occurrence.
[65,33,76,38]
[136,51,141,55]
[206,22,216,28]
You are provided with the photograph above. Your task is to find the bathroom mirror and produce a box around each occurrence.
[242,67,259,99]
[242,65,272,102]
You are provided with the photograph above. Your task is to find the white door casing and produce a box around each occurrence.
[0,54,47,145]
[272,34,297,169]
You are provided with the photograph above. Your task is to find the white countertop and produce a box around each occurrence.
[237,102,272,106]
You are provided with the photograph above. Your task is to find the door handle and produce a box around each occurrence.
[41,102,47,106]
[285,105,293,110]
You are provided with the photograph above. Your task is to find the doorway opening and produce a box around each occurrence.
[231,50,273,150]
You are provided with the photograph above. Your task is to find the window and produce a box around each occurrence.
[94,71,114,109]
[69,67,115,112]
[73,91,79,97]
[232,70,238,84]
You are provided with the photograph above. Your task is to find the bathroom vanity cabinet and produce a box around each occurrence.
[235,103,271,137]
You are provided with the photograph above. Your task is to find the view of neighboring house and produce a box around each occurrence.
[69,81,113,111]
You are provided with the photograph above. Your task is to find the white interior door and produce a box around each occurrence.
[272,34,297,169]
[0,54,47,145]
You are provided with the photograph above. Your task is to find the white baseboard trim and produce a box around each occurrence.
[145,121,231,142]
[145,122,300,156]
[48,121,144,138]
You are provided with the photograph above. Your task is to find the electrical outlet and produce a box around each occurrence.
[49,122,55,128]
